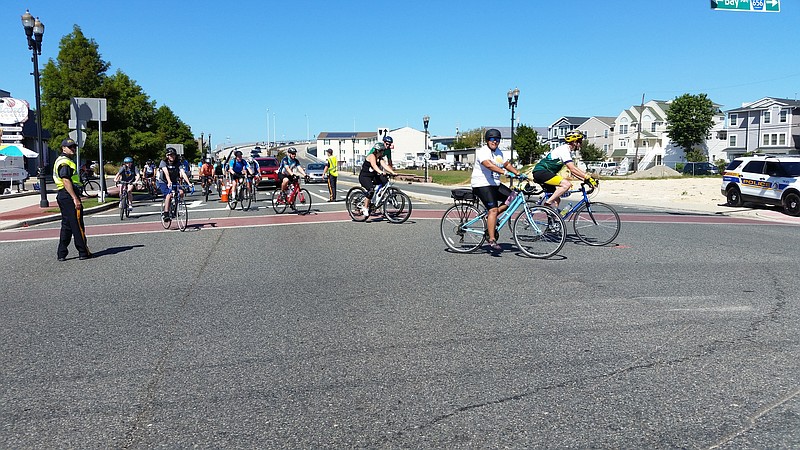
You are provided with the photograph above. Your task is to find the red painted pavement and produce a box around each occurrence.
[0,209,793,243]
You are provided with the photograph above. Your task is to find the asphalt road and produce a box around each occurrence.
[1,186,798,448]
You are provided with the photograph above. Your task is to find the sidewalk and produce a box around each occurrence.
[0,179,117,230]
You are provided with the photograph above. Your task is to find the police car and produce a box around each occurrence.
[721,155,800,216]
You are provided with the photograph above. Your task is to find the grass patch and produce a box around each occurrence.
[398,169,471,185]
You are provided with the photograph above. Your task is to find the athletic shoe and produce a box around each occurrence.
[487,239,502,251]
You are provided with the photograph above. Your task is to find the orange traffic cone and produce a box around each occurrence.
[220,184,229,203]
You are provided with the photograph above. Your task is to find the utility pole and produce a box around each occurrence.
[633,93,644,173]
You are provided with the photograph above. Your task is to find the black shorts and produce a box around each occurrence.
[231,173,246,181]
[532,170,559,193]
[472,184,511,210]
[359,172,381,192]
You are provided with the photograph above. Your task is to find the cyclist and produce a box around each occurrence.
[278,148,306,196]
[228,150,250,199]
[358,142,398,217]
[247,156,261,190]
[142,160,156,189]
[199,158,214,194]
[470,128,525,251]
[158,147,192,221]
[114,156,140,212]
[532,130,596,212]
[381,135,397,179]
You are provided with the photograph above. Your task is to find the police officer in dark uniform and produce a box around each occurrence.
[53,139,92,261]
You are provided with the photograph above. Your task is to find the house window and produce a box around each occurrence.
[603,144,608,152]
[780,110,788,123]
[604,129,608,138]
[323,139,330,145]
[729,114,738,127]
[762,133,787,146]
[619,139,627,148]
[729,135,737,147]
[780,134,786,146]
[651,122,657,132]
[619,124,629,134]
[763,111,771,124]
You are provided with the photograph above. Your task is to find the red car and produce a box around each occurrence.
[255,157,279,188]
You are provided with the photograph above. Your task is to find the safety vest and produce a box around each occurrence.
[53,154,81,190]
[327,156,338,177]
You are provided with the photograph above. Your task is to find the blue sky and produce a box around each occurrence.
[4,1,799,146]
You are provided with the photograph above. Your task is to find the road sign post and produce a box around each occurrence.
[711,0,780,12]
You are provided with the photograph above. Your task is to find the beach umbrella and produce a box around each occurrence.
[0,144,39,158]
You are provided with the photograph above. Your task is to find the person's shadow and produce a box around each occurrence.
[92,245,145,257]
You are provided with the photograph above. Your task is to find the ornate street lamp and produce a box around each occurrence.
[507,88,520,163]
[21,10,49,207]
[423,115,430,182]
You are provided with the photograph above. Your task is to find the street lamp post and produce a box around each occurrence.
[507,88,520,163]
[423,115,430,182]
[21,10,49,208]
[351,137,356,175]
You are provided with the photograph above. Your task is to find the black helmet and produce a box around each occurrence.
[234,150,243,157]
[287,147,297,154]
[166,147,177,156]
[484,129,502,141]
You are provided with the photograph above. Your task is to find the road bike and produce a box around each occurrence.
[528,179,621,246]
[160,183,192,231]
[227,175,253,211]
[271,175,311,214]
[200,175,214,202]
[116,180,135,220]
[141,176,158,200]
[78,178,101,198]
[345,175,412,224]
[439,176,566,258]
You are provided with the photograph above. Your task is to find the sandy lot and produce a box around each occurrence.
[592,177,726,214]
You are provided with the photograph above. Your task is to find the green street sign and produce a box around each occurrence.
[711,0,780,12]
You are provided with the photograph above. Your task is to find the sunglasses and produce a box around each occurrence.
[487,138,501,142]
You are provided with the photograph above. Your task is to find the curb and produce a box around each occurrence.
[0,201,119,231]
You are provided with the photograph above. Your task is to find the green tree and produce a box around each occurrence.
[666,93,715,160]
[40,25,109,152]
[451,128,482,149]
[513,124,548,164]
[579,143,606,163]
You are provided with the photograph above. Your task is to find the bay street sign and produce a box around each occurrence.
[711,0,780,12]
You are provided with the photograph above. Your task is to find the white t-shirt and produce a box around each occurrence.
[470,145,506,188]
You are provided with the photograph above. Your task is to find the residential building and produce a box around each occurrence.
[576,116,615,158]
[722,97,800,158]
[547,116,589,149]
[316,131,379,168]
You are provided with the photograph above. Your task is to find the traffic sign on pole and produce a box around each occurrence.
[711,0,780,12]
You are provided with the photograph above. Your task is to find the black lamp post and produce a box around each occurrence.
[21,10,49,208]
[351,137,356,175]
[507,88,520,163]
[423,115,430,182]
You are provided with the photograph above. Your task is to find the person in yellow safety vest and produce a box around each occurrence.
[324,148,338,202]
[53,139,92,261]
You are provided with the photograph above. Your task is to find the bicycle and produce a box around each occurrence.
[116,180,136,220]
[271,175,311,214]
[141,176,158,200]
[227,175,252,211]
[200,175,214,202]
[160,183,192,231]
[345,174,412,224]
[77,178,101,198]
[439,176,566,258]
[529,179,621,246]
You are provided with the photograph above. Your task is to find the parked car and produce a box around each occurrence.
[721,155,800,216]
[255,157,279,188]
[682,162,719,176]
[587,161,622,176]
[305,163,326,183]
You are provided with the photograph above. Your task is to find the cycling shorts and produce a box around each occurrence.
[532,170,562,193]
[472,184,512,210]
[358,173,381,192]
[231,173,246,180]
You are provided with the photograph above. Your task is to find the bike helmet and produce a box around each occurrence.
[484,128,502,141]
[565,130,584,143]
[234,150,243,157]
[382,135,393,144]
[146,160,153,164]
[205,158,212,164]
[166,147,177,156]
[287,147,297,154]
[371,142,386,152]
[123,156,133,164]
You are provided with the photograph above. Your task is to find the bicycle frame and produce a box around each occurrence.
[537,182,594,221]
[459,185,542,237]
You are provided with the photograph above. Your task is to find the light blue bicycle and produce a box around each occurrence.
[439,176,566,258]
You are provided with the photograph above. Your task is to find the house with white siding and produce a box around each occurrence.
[722,97,800,159]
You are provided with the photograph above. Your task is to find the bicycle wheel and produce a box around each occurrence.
[241,186,252,211]
[295,188,311,214]
[251,183,258,202]
[384,188,412,224]
[440,204,485,253]
[204,184,210,202]
[119,198,125,220]
[227,184,238,210]
[513,206,566,259]
[347,189,369,222]
[160,197,171,229]
[345,187,363,210]
[271,188,287,214]
[572,201,620,246]
[83,180,101,197]
[176,198,188,231]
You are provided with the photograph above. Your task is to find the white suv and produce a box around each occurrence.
[721,155,800,216]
